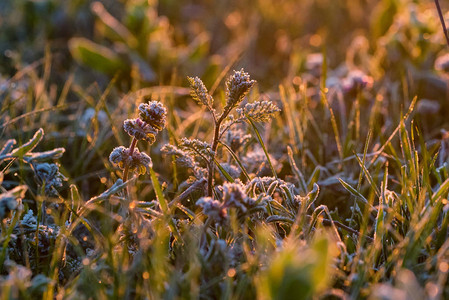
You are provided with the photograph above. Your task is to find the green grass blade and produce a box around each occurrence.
[246,114,278,179]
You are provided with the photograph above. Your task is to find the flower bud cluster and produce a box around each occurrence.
[124,101,167,144]
[110,100,167,176]
[196,197,227,223]
[138,101,167,131]
[0,186,26,221]
[109,146,152,175]
[124,118,158,144]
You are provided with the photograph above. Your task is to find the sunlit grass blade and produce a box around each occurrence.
[149,166,182,242]
[219,141,251,181]
[213,157,235,182]
[246,114,278,179]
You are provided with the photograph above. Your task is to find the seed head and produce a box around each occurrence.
[179,138,214,161]
[138,101,167,131]
[161,144,196,169]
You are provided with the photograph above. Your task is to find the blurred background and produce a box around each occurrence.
[1,0,449,198]
[1,0,448,89]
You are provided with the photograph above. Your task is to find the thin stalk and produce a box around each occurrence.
[435,0,449,47]
[123,137,138,183]
[208,116,225,197]
[121,137,137,218]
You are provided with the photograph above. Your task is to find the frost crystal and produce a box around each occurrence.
[161,144,197,169]
[179,138,214,160]
[220,163,241,179]
[0,186,26,221]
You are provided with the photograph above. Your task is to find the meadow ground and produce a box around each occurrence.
[1,0,449,299]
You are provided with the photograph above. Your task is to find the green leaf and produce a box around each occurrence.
[24,148,65,162]
[338,178,376,211]
[219,141,251,181]
[149,167,182,242]
[246,114,277,179]
[69,38,128,76]
[11,128,44,157]
[214,158,235,182]
[287,145,307,194]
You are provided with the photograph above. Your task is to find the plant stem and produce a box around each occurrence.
[122,137,137,205]
[123,137,137,183]
[208,116,224,197]
[435,0,449,47]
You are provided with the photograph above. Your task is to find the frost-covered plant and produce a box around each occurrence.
[0,129,65,164]
[243,147,280,176]
[167,69,280,198]
[342,69,373,93]
[0,129,66,224]
[225,128,251,153]
[33,163,65,196]
[221,180,256,213]
[197,179,266,224]
[0,186,27,222]
[109,100,167,182]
